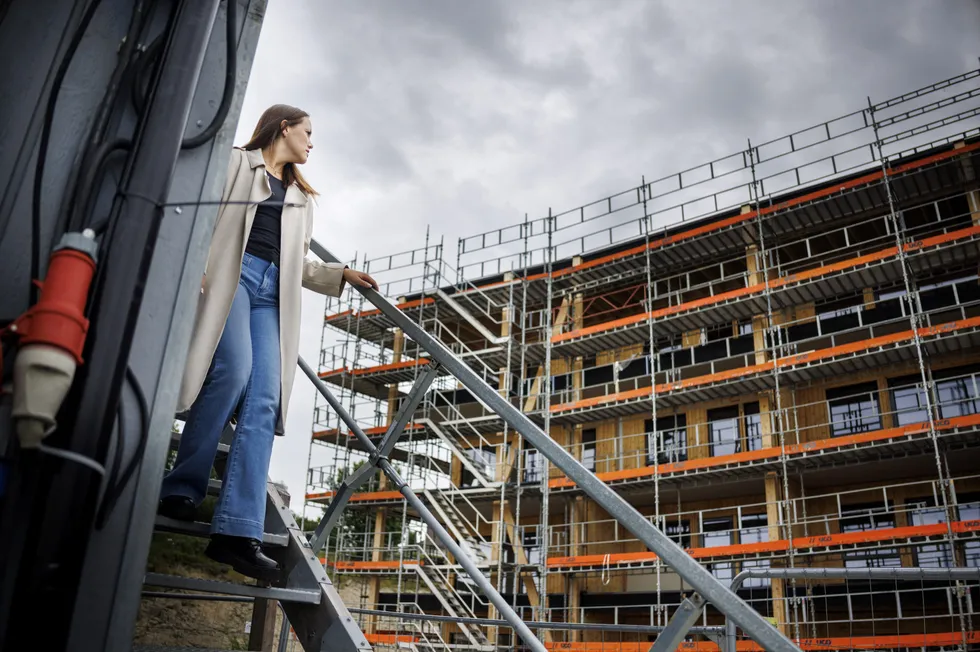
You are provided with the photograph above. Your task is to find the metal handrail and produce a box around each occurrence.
[439,485,494,545]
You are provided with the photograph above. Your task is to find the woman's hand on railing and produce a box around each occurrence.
[343,267,379,290]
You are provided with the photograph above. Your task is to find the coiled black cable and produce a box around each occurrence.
[94,366,149,529]
[63,0,152,233]
[181,0,236,150]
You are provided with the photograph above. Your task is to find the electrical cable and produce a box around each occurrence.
[131,34,164,114]
[30,0,105,304]
[25,0,145,520]
[130,2,178,116]
[22,0,226,531]
[76,138,133,235]
[94,366,149,529]
[81,0,229,235]
[64,0,152,233]
[36,444,106,477]
[94,395,126,528]
[180,0,236,150]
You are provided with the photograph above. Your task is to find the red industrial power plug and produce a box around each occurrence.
[4,230,98,447]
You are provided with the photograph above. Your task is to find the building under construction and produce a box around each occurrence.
[25,3,980,651]
[305,67,980,651]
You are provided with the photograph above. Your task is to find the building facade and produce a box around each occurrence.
[306,68,980,651]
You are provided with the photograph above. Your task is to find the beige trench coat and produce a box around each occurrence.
[177,148,347,434]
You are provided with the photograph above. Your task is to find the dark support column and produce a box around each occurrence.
[248,599,279,652]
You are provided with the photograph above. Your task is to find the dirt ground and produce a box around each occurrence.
[134,564,287,650]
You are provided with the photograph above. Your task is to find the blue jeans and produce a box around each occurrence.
[162,253,281,540]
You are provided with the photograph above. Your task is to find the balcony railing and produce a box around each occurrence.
[545,473,980,566]
[307,366,980,506]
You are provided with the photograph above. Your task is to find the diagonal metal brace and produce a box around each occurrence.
[371,362,440,465]
[649,593,705,652]
[308,362,440,555]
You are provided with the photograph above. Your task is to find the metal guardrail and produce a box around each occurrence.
[305,239,803,652]
[723,567,980,652]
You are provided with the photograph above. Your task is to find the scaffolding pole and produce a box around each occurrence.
[309,239,802,652]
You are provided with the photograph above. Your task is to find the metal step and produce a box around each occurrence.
[260,482,372,650]
[143,572,320,604]
[153,515,288,547]
[146,479,370,650]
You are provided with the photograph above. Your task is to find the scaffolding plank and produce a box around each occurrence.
[142,573,320,604]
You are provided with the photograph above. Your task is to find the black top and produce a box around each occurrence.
[245,171,286,267]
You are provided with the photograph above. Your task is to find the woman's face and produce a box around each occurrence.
[282,116,313,164]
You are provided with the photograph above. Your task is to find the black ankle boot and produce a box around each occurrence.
[205,534,279,582]
[158,495,196,522]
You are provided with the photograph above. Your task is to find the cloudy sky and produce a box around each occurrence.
[230,0,980,512]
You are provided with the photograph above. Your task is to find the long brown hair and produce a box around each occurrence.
[242,104,318,196]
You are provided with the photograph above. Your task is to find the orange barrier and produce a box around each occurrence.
[778,316,980,369]
[328,559,422,571]
[546,519,980,569]
[326,297,435,323]
[511,141,979,285]
[307,413,980,502]
[317,366,348,378]
[365,633,420,644]
[350,358,430,376]
[544,631,980,651]
[317,520,980,571]
[549,413,980,489]
[318,357,431,379]
[305,490,403,503]
[313,423,425,440]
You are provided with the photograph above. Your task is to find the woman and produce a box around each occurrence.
[159,104,377,581]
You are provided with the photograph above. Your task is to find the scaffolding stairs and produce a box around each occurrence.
[423,489,490,566]
[418,417,498,487]
[145,428,371,652]
[413,564,492,650]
